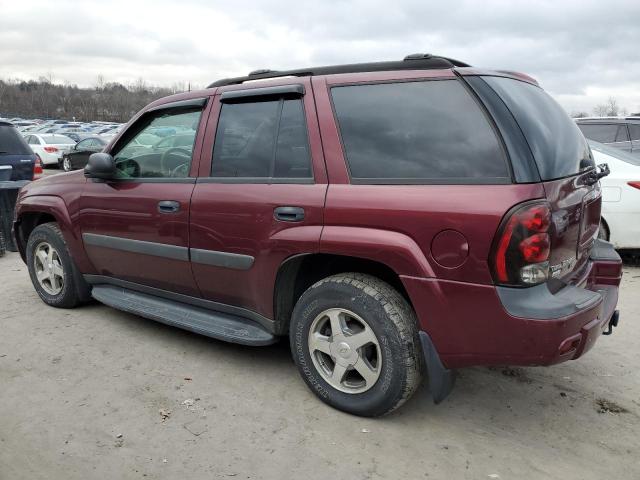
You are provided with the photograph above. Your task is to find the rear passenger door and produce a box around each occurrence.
[189,80,327,320]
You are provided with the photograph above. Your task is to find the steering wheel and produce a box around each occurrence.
[170,162,190,177]
[160,147,191,176]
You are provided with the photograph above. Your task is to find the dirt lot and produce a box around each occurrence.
[1,249,639,480]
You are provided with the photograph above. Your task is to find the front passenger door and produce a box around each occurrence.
[78,98,210,296]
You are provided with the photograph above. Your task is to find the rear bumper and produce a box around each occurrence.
[402,239,622,369]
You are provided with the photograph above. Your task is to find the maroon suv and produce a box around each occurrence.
[13,54,622,416]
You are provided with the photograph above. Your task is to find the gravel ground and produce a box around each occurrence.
[1,249,639,480]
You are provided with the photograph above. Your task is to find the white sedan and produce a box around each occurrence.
[590,140,640,249]
[23,134,76,166]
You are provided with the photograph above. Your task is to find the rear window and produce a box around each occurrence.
[578,123,628,143]
[331,80,509,183]
[0,126,32,155]
[483,76,594,180]
[45,135,74,144]
[588,140,640,166]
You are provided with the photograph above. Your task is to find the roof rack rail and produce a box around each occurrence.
[208,54,470,88]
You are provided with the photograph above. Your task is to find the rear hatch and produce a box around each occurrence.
[482,76,599,283]
[0,124,35,181]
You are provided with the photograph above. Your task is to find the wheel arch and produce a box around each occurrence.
[14,195,93,272]
[273,253,414,335]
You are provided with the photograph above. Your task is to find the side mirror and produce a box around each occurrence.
[84,152,116,179]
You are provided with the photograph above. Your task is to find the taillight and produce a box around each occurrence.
[44,146,58,153]
[33,155,43,180]
[628,181,640,190]
[491,201,551,287]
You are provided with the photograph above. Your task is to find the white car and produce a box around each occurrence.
[23,134,75,166]
[589,140,640,249]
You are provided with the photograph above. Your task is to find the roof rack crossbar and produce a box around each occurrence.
[208,54,470,88]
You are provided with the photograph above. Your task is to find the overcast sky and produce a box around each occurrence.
[1,0,639,113]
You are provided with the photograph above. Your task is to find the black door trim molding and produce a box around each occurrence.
[190,248,254,270]
[82,233,256,270]
[82,233,189,261]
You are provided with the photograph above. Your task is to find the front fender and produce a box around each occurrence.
[319,226,435,278]
[14,195,94,273]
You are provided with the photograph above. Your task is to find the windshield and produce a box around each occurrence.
[483,76,594,180]
[588,139,640,166]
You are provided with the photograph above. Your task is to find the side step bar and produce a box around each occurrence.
[91,285,277,346]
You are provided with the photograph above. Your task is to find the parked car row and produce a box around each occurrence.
[0,117,124,137]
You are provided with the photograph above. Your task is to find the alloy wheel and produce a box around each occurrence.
[33,242,65,295]
[308,308,382,394]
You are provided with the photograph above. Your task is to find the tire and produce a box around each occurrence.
[598,219,609,241]
[62,156,71,172]
[26,222,90,308]
[290,273,423,416]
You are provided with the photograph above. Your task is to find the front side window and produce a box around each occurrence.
[111,108,202,179]
[331,80,509,183]
[211,98,312,179]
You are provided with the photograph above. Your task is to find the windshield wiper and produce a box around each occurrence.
[585,163,610,186]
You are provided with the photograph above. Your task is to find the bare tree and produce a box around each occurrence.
[594,97,620,117]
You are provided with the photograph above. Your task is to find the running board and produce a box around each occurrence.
[91,285,277,346]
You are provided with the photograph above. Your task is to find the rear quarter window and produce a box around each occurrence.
[482,76,594,180]
[330,80,510,184]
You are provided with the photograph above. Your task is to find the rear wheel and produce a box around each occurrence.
[290,273,423,416]
[26,222,89,308]
[62,156,71,172]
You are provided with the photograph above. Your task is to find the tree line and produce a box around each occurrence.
[572,97,639,118]
[0,76,194,122]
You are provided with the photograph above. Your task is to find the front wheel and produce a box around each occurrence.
[290,273,423,416]
[26,222,89,308]
[62,156,72,171]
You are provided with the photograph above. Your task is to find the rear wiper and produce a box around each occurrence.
[585,163,610,186]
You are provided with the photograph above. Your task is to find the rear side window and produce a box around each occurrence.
[212,98,312,179]
[483,76,594,180]
[331,80,509,183]
[0,126,32,155]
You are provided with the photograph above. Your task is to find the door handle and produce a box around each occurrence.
[158,200,181,213]
[274,206,305,222]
